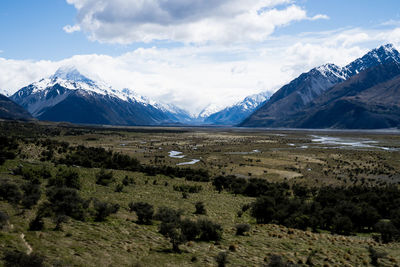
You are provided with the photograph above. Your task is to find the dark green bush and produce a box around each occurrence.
[96,169,114,186]
[129,202,154,225]
[93,199,119,222]
[194,201,206,215]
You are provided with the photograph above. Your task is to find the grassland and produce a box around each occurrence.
[1,121,400,266]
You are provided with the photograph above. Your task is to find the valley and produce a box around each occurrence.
[1,121,400,266]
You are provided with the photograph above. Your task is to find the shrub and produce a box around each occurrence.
[48,168,80,190]
[180,219,200,241]
[374,220,399,243]
[115,183,124,192]
[46,187,88,220]
[194,201,206,215]
[251,196,276,224]
[0,211,9,229]
[129,202,154,225]
[29,215,44,231]
[96,169,114,186]
[93,199,120,222]
[21,181,41,209]
[235,224,250,236]
[0,181,22,204]
[54,215,69,231]
[215,252,228,267]
[154,206,182,223]
[3,250,45,267]
[122,175,135,186]
[197,218,223,241]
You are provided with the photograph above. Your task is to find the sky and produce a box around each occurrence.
[1,0,400,115]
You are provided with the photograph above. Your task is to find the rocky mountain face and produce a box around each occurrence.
[10,67,191,126]
[203,91,271,125]
[240,44,400,129]
[0,94,33,121]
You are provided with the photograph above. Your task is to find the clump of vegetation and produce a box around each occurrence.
[235,224,250,236]
[0,211,9,229]
[0,136,18,165]
[3,250,45,267]
[194,201,206,215]
[129,202,154,225]
[215,252,228,267]
[48,168,81,190]
[95,169,114,186]
[21,180,42,209]
[368,246,387,266]
[0,180,22,205]
[215,175,400,239]
[93,199,120,222]
[46,187,88,220]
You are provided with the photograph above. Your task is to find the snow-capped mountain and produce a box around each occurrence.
[203,91,271,125]
[10,66,190,126]
[241,43,400,128]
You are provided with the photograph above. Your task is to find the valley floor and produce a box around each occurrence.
[1,121,400,266]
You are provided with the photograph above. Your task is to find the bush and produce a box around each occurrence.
[154,206,182,223]
[197,218,223,241]
[374,220,399,243]
[180,219,201,241]
[235,224,250,236]
[251,196,276,224]
[29,215,44,231]
[129,202,154,225]
[0,211,9,229]
[194,201,206,215]
[96,169,114,186]
[46,187,88,220]
[122,175,135,186]
[93,199,119,222]
[21,181,41,209]
[115,184,124,193]
[215,252,228,267]
[3,250,45,267]
[265,254,298,267]
[0,181,22,204]
[48,168,80,190]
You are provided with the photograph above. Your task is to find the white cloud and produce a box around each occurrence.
[65,0,327,44]
[63,24,81,33]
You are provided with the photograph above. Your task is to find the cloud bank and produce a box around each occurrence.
[64,0,328,44]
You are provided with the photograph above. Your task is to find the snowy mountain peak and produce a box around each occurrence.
[51,66,92,83]
[314,63,349,80]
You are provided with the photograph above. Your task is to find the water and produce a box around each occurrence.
[176,159,200,166]
[168,151,185,159]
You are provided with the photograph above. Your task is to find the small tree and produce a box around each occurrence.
[197,218,223,241]
[374,220,399,243]
[194,201,206,215]
[129,202,154,224]
[29,215,44,231]
[93,199,120,222]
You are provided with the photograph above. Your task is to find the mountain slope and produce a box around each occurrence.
[203,91,271,125]
[10,67,189,126]
[0,94,33,121]
[241,44,400,127]
[289,60,400,129]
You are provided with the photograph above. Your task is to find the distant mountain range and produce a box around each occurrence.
[202,92,271,125]
[2,44,400,129]
[240,44,400,129]
[9,66,191,126]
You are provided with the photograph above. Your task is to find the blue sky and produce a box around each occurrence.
[1,0,400,114]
